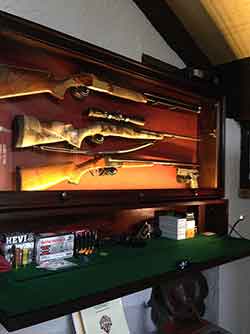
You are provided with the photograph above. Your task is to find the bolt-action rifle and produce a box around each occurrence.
[17,156,199,191]
[0,65,202,112]
[14,115,199,149]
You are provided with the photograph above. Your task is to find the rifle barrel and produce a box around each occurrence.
[163,133,199,142]
[108,157,199,168]
[144,93,202,114]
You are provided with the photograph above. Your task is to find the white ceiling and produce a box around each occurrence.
[166,0,250,65]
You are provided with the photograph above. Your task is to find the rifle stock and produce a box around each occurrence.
[0,65,147,102]
[17,157,107,191]
[0,65,68,100]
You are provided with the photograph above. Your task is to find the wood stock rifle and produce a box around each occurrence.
[0,64,146,102]
[0,65,201,112]
[17,156,199,191]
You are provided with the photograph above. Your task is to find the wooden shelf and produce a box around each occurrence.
[1,235,250,331]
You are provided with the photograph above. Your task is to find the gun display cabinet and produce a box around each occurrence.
[0,10,250,332]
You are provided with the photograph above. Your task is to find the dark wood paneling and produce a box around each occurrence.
[0,189,224,230]
[216,58,250,120]
[205,200,228,235]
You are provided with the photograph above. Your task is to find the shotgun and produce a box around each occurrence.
[17,156,199,191]
[14,115,199,149]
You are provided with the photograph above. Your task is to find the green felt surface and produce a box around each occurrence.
[1,235,250,319]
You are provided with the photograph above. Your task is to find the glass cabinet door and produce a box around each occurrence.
[0,33,222,194]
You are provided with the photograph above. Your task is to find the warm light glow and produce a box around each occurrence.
[201,0,250,59]
[45,165,186,191]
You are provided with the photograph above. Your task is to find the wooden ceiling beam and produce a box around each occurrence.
[133,0,211,67]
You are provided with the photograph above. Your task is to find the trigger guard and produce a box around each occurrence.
[70,86,90,100]
[90,134,104,145]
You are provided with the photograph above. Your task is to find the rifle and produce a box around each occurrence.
[0,64,146,103]
[17,156,199,191]
[14,115,199,149]
[0,65,202,112]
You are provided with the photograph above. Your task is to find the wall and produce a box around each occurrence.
[0,1,185,333]
[219,119,250,334]
[0,0,184,67]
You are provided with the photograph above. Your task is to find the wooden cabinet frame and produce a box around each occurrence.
[0,10,225,229]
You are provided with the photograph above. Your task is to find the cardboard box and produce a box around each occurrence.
[0,233,34,268]
[35,233,74,264]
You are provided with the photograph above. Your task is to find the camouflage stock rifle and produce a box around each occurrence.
[14,115,199,149]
